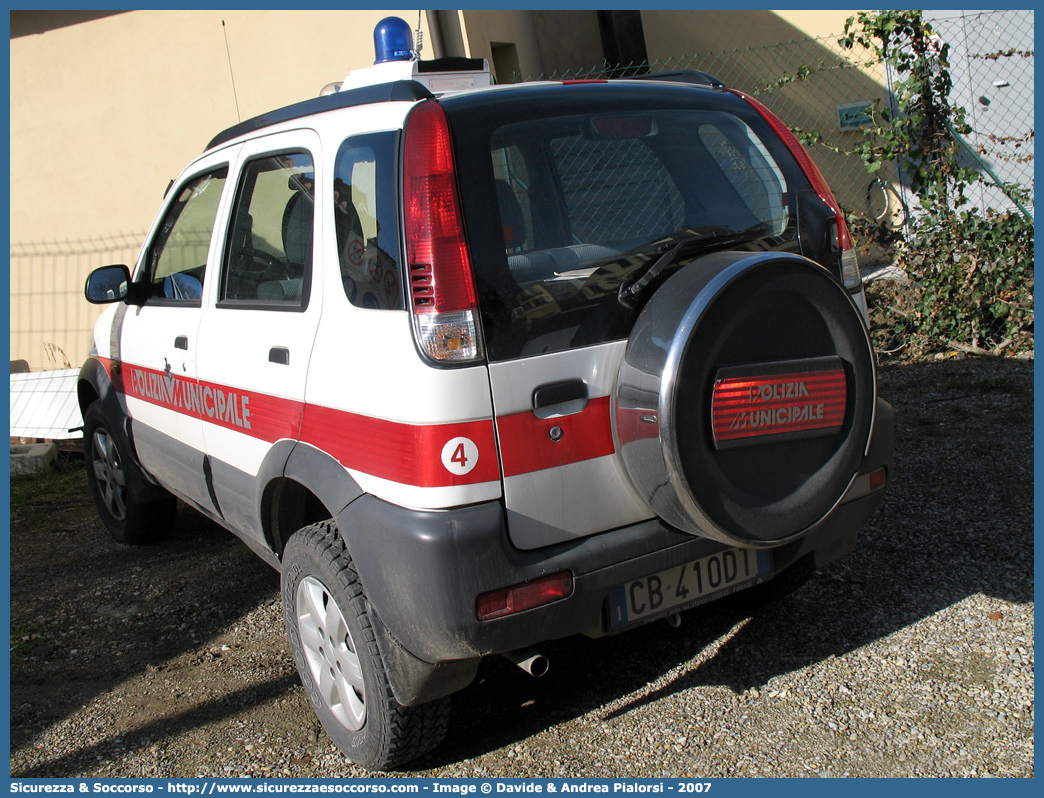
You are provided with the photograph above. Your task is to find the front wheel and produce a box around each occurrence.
[82,401,175,544]
[281,520,450,771]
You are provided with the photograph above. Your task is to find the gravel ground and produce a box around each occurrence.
[8,356,1034,778]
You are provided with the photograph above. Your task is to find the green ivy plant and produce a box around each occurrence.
[840,10,1033,357]
[904,211,1034,355]
[839,10,980,212]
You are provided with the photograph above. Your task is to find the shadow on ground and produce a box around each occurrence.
[10,478,282,762]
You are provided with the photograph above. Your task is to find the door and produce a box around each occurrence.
[485,134,661,550]
[117,163,232,512]
[467,102,798,550]
[195,132,325,540]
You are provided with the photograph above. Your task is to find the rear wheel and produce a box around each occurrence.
[82,401,175,544]
[281,520,450,771]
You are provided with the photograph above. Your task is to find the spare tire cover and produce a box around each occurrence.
[613,251,876,547]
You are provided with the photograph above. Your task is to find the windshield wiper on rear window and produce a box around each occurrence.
[617,222,770,308]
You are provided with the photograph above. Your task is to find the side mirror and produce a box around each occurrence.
[85,264,133,304]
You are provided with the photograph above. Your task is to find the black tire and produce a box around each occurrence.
[82,401,176,544]
[281,520,450,771]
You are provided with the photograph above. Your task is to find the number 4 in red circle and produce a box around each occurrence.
[441,436,479,476]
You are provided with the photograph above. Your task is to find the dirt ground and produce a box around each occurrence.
[8,356,1035,778]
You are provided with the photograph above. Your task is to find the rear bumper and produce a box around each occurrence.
[339,397,893,701]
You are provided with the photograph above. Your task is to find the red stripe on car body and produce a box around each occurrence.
[101,357,502,488]
[299,406,500,488]
[497,395,616,477]
[101,357,622,487]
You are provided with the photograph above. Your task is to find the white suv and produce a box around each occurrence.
[81,19,893,771]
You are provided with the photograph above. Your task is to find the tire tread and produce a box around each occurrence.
[82,401,176,545]
[283,519,450,771]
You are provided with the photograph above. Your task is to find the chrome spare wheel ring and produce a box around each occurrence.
[296,576,366,731]
[91,428,127,521]
[614,251,876,547]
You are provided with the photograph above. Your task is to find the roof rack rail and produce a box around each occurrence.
[206,79,435,151]
[626,70,726,89]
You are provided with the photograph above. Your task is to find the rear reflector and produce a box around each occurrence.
[712,359,848,449]
[868,467,887,492]
[477,572,573,621]
[840,247,861,291]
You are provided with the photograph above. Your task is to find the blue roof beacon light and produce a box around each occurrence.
[374,16,414,64]
[335,15,490,93]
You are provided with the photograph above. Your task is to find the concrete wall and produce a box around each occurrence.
[642,10,858,56]
[10,9,427,243]
[435,10,603,83]
[456,10,543,82]
[641,10,893,220]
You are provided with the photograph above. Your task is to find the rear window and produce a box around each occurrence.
[459,100,796,361]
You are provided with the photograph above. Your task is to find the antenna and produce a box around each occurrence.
[222,20,242,123]
[414,10,423,59]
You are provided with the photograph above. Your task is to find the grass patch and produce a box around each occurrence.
[10,454,83,511]
[10,622,41,656]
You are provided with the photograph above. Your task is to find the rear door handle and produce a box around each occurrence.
[174,336,189,350]
[533,379,588,419]
[269,347,290,365]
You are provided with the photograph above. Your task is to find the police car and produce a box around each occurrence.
[80,17,894,771]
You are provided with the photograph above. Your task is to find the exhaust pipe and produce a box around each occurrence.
[502,647,549,677]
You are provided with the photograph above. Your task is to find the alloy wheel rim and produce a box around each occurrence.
[296,575,366,730]
[91,428,127,521]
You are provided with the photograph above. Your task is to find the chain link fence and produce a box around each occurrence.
[928,10,1034,218]
[529,34,894,223]
[523,9,1034,224]
[10,233,145,371]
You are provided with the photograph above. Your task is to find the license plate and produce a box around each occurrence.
[608,548,771,628]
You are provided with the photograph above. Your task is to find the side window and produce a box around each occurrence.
[222,152,314,307]
[333,132,402,310]
[145,168,228,302]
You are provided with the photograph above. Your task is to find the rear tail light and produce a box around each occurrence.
[402,100,483,363]
[476,572,573,621]
[839,246,861,292]
[730,89,862,293]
